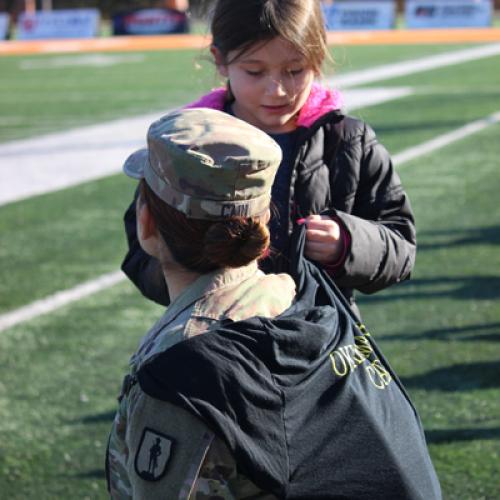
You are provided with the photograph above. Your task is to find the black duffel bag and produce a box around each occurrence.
[138,225,441,500]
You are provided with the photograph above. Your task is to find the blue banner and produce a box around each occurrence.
[322,1,396,31]
[112,8,189,36]
[406,0,493,28]
[0,13,9,40]
[17,9,100,40]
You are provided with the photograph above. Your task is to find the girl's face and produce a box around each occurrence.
[217,37,315,134]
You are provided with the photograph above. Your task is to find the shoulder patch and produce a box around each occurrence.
[134,427,174,482]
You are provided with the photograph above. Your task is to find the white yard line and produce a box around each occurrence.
[0,112,160,206]
[19,53,146,70]
[327,43,500,88]
[342,87,413,112]
[392,112,500,165]
[1,111,499,333]
[0,271,125,332]
[2,43,500,206]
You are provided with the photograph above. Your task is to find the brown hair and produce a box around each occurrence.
[211,0,328,74]
[139,180,270,273]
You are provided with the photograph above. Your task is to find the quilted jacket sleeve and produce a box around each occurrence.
[331,120,416,294]
[121,194,171,306]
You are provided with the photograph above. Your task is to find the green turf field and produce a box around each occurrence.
[0,43,477,142]
[0,43,499,499]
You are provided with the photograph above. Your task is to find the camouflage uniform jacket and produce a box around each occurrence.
[107,262,295,499]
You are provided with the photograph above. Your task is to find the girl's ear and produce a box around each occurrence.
[262,208,271,225]
[210,45,228,77]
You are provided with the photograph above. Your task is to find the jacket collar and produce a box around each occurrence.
[185,83,343,129]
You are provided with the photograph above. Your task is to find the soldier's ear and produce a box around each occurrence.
[137,201,157,241]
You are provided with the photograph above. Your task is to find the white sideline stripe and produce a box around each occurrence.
[393,111,500,166]
[327,43,500,88]
[0,112,160,206]
[1,112,499,333]
[0,271,125,333]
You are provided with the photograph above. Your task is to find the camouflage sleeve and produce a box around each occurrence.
[192,437,277,499]
[107,398,133,499]
[109,380,276,500]
[125,386,215,499]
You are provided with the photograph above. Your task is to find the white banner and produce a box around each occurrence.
[17,9,100,40]
[0,13,9,40]
[322,1,396,31]
[406,0,493,28]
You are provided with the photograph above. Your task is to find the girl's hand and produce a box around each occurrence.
[301,214,344,264]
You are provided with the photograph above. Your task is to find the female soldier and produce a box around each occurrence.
[107,107,296,498]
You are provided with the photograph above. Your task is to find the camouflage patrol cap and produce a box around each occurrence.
[123,108,282,220]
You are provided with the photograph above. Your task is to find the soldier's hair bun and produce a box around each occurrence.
[203,218,270,268]
[139,180,270,273]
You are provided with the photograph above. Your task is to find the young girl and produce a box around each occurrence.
[122,0,416,317]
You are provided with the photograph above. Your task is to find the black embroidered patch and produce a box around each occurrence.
[134,427,174,482]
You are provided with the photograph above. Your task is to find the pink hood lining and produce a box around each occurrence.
[184,83,343,129]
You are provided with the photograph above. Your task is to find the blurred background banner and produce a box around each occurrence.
[321,0,396,31]
[111,8,189,36]
[16,8,100,39]
[406,0,493,28]
[0,12,8,40]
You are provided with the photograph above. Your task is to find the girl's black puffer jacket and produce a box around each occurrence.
[121,110,416,316]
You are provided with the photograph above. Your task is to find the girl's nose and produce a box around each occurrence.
[265,76,287,97]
